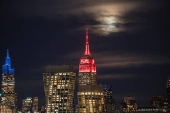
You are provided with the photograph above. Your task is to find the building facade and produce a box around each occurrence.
[43,65,76,113]
[1,49,17,113]
[22,97,32,113]
[103,85,115,113]
[77,28,105,113]
[150,96,168,108]
[120,96,137,113]
[32,97,38,112]
[21,97,38,113]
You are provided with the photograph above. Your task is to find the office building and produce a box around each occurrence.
[1,49,17,113]
[43,65,76,113]
[103,85,115,113]
[32,97,38,112]
[77,28,105,113]
[22,97,32,113]
[21,97,38,113]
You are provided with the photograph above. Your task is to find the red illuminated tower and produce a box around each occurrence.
[77,28,105,113]
[79,28,97,85]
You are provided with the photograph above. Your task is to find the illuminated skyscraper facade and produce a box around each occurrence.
[77,28,105,113]
[1,49,17,113]
[43,65,76,113]
[78,29,97,85]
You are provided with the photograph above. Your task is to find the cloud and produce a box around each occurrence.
[65,51,170,69]
[97,74,135,79]
[4,0,166,36]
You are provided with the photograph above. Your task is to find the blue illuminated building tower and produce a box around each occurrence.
[1,49,17,113]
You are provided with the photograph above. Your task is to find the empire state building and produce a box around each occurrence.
[1,49,17,113]
[77,28,105,113]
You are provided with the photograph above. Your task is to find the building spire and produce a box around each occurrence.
[5,49,11,65]
[7,49,9,57]
[2,49,14,74]
[84,27,91,56]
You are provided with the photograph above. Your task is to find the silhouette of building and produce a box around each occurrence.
[103,85,115,113]
[166,76,170,107]
[40,106,45,113]
[150,96,168,108]
[1,49,17,113]
[43,65,76,113]
[120,96,137,113]
[77,28,105,113]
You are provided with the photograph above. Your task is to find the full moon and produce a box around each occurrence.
[96,16,117,35]
[103,17,116,31]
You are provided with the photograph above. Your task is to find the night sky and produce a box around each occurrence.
[0,0,170,109]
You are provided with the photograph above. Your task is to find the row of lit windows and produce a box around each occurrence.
[45,77,74,80]
[48,97,68,99]
[78,92,103,95]
[44,72,75,76]
[46,80,71,82]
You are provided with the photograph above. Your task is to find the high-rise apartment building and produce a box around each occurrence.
[1,49,17,113]
[77,28,105,113]
[103,85,115,113]
[43,65,76,113]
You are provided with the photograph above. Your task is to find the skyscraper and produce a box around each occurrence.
[32,97,38,112]
[22,97,32,113]
[103,85,115,113]
[77,28,105,113]
[1,49,17,113]
[43,65,76,113]
[21,97,38,113]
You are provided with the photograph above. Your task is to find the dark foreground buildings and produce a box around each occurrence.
[104,85,115,113]
[167,76,170,107]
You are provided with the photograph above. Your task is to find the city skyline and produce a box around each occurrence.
[0,0,170,109]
